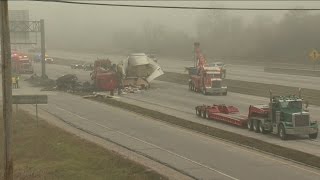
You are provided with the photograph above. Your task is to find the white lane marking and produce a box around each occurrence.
[58,101,320,176]
[106,96,320,175]
[55,106,239,180]
[97,105,320,176]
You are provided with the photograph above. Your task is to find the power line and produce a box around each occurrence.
[29,0,320,11]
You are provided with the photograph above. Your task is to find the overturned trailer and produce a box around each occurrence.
[119,53,164,89]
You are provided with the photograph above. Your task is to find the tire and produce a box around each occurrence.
[259,121,267,134]
[309,133,318,139]
[196,108,201,116]
[202,87,207,95]
[247,119,253,131]
[205,111,210,119]
[253,119,260,133]
[223,91,227,96]
[201,110,206,118]
[279,124,287,140]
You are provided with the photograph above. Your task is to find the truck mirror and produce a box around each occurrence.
[298,88,302,98]
[305,100,309,109]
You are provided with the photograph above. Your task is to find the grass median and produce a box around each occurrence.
[0,110,166,180]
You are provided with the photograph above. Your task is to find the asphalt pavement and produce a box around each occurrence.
[48,50,320,90]
[32,62,320,156]
[7,81,320,180]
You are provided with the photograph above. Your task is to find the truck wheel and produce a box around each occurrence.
[223,91,227,96]
[279,125,287,140]
[253,119,260,133]
[309,133,318,139]
[247,119,253,131]
[202,87,207,95]
[259,122,267,134]
[205,111,210,119]
[196,108,201,116]
[201,110,206,118]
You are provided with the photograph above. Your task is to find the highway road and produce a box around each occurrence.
[9,80,320,180]
[33,63,320,155]
[48,50,320,90]
[36,64,320,141]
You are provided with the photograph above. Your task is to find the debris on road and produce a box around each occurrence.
[56,74,81,91]
[27,53,163,96]
[26,73,56,88]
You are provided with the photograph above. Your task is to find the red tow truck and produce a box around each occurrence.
[186,42,227,95]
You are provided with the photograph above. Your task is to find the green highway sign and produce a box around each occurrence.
[12,95,48,104]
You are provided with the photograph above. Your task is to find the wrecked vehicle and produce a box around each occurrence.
[83,63,94,71]
[119,53,164,89]
[90,59,118,91]
[147,53,158,63]
[56,74,82,90]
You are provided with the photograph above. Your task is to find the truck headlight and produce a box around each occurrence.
[310,121,318,126]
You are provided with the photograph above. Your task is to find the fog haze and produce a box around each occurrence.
[8,1,320,62]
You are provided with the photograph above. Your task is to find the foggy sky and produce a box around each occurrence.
[8,1,320,51]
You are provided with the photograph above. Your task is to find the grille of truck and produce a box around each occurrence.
[23,64,30,68]
[294,114,309,127]
[212,80,221,88]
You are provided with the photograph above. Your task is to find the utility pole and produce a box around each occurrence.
[0,0,13,180]
[40,19,46,78]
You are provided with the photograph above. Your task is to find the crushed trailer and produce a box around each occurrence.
[120,53,164,89]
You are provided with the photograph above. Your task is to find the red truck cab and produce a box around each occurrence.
[11,52,34,74]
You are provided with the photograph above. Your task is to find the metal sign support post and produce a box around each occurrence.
[40,19,46,78]
[1,1,14,179]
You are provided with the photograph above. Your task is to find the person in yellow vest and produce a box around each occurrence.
[12,76,17,89]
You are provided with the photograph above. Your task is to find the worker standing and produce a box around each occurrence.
[16,75,20,88]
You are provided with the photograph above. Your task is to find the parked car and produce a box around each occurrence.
[83,63,94,71]
[45,57,54,64]
[70,63,84,69]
